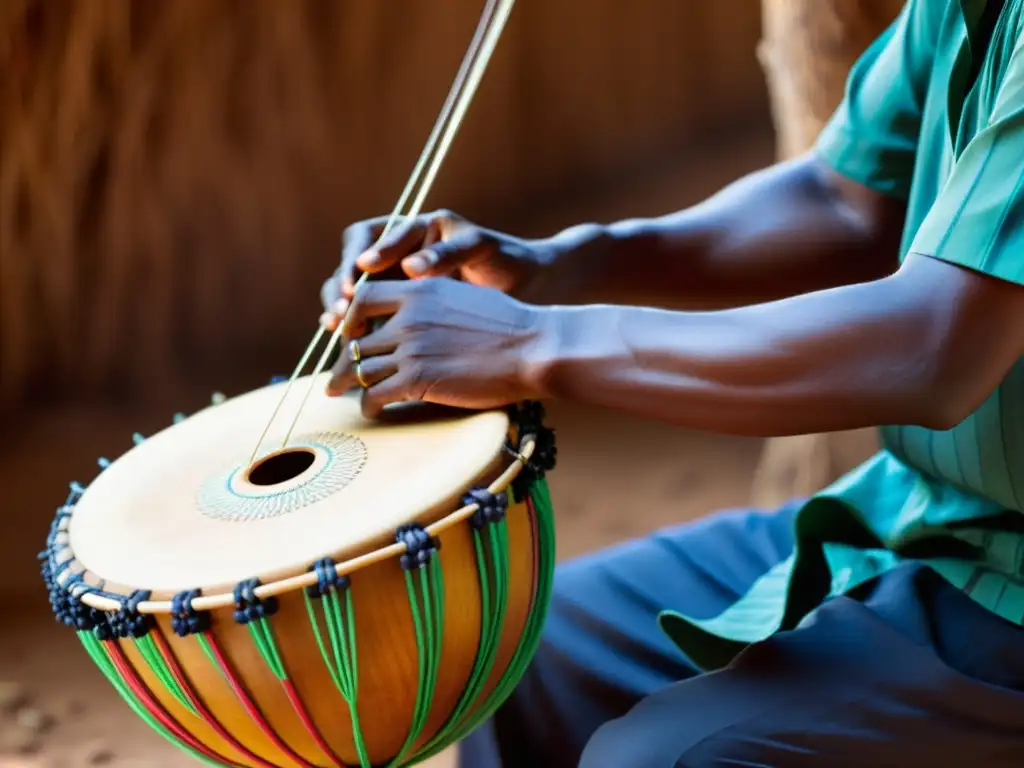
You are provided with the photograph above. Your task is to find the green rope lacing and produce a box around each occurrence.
[302,554,447,768]
[247,617,287,681]
[447,478,556,745]
[304,584,371,766]
[414,519,509,762]
[391,556,445,766]
[133,634,199,716]
[412,478,556,764]
[196,633,219,669]
[78,633,222,768]
[79,476,555,768]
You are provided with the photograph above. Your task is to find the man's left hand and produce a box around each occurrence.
[326,278,552,417]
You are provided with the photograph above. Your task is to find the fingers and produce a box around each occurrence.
[337,216,434,302]
[348,324,400,358]
[326,353,400,397]
[339,211,473,290]
[400,228,488,278]
[327,355,418,417]
[328,211,479,340]
[319,311,339,332]
[319,297,356,333]
[339,218,384,294]
[340,280,416,336]
[357,219,434,275]
[326,326,400,394]
[321,272,342,315]
[360,371,422,419]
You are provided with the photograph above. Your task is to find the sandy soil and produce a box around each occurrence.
[0,399,762,767]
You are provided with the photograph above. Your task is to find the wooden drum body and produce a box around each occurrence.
[41,376,557,767]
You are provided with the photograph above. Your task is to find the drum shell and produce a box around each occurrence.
[107,492,540,767]
[47,390,557,766]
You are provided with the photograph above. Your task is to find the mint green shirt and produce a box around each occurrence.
[661,0,1024,670]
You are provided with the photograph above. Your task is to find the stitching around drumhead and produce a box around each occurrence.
[41,399,554,617]
[64,381,514,594]
[198,431,369,522]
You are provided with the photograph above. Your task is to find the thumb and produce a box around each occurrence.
[402,229,489,278]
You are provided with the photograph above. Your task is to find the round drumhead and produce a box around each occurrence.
[68,375,510,593]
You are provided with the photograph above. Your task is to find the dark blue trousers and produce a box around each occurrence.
[458,502,1024,767]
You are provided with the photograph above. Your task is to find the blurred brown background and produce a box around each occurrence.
[0,1,899,765]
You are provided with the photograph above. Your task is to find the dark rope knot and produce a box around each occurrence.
[40,556,71,627]
[55,576,104,633]
[306,558,351,598]
[233,578,279,624]
[171,589,210,637]
[509,401,557,501]
[396,524,440,571]
[466,488,509,529]
[42,493,83,629]
[110,590,154,639]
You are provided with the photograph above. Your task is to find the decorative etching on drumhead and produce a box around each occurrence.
[196,431,368,521]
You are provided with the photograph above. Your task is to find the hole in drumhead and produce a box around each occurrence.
[246,448,316,486]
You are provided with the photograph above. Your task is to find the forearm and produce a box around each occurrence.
[536,156,904,309]
[534,272,951,437]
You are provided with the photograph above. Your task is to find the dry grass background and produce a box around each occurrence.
[0,0,768,412]
[1,0,379,407]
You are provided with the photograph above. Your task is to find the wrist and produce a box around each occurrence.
[519,304,606,401]
[524,224,612,304]
[542,222,610,260]
[519,305,569,401]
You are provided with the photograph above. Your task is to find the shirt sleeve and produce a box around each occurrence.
[909,48,1024,287]
[814,0,941,199]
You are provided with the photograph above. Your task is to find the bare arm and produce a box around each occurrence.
[536,155,908,309]
[329,251,1024,430]
[534,253,1024,436]
[329,155,909,318]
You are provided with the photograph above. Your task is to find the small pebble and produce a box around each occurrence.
[64,699,86,718]
[81,741,114,766]
[0,682,27,715]
[13,708,53,735]
[0,725,40,756]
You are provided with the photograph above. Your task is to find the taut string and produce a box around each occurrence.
[249,0,517,466]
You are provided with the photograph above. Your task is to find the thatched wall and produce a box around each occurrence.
[1,0,767,411]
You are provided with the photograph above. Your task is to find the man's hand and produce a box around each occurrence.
[326,278,552,418]
[321,211,557,321]
[323,158,905,331]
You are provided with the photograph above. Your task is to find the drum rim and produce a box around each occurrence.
[45,428,538,617]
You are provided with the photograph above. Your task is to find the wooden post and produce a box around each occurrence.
[750,0,904,508]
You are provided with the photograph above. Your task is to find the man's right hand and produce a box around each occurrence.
[320,210,558,324]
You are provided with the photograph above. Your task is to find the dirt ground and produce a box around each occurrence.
[0,398,763,767]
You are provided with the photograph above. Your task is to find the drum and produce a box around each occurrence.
[40,375,557,767]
